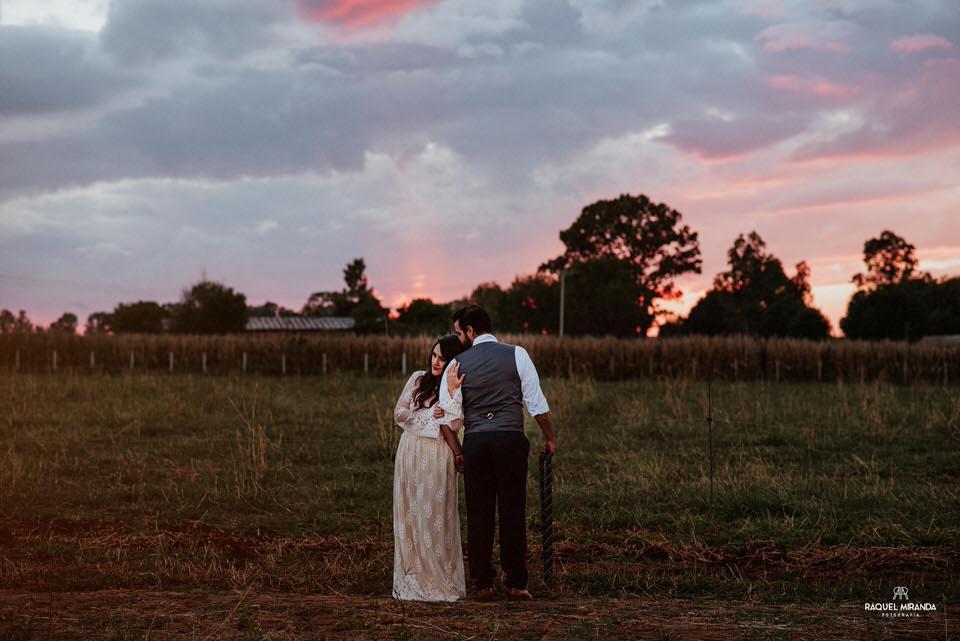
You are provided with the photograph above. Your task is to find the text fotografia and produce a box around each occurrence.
[864,587,938,618]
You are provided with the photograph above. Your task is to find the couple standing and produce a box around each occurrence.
[392,305,557,601]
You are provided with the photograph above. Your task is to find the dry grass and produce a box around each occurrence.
[3,333,959,383]
[0,373,957,639]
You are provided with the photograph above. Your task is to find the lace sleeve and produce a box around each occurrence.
[438,362,464,420]
[394,372,423,432]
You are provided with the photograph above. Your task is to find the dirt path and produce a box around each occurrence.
[0,589,950,640]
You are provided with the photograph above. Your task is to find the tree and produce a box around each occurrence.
[841,276,959,340]
[395,298,449,336]
[172,281,247,334]
[678,232,830,339]
[852,230,920,291]
[541,193,702,333]
[468,282,509,329]
[841,281,928,340]
[304,258,388,333]
[85,311,114,335]
[0,309,16,334]
[247,301,299,317]
[564,258,649,337]
[0,309,33,333]
[302,291,350,317]
[501,273,560,334]
[49,312,78,334]
[112,301,166,334]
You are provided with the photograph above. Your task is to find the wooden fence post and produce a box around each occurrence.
[242,352,247,374]
[322,353,328,375]
[364,353,369,375]
[52,350,57,372]
[282,353,286,376]
[130,351,135,370]
[775,359,780,383]
[15,349,19,372]
[402,353,407,376]
[817,355,823,382]
[202,352,207,374]
[169,352,174,373]
[90,351,95,370]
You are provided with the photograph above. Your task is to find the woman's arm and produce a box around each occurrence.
[394,372,422,432]
[438,422,464,473]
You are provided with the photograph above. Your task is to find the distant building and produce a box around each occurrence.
[245,316,356,332]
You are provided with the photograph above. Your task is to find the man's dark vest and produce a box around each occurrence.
[457,339,524,433]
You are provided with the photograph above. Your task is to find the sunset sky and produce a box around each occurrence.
[1,0,958,335]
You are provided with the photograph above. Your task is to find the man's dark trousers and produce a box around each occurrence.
[462,430,530,591]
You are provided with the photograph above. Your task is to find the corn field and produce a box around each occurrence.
[2,333,958,384]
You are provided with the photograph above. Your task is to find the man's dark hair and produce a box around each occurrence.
[453,305,492,335]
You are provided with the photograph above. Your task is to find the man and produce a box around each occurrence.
[438,304,557,601]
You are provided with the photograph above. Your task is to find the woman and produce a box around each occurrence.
[392,335,467,601]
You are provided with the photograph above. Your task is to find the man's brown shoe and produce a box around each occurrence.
[475,587,498,601]
[504,587,532,601]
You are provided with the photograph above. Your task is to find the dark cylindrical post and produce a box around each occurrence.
[708,379,714,499]
[538,451,554,585]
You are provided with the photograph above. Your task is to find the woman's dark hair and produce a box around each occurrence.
[453,304,492,335]
[411,334,466,409]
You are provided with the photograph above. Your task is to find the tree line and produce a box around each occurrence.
[2,193,957,341]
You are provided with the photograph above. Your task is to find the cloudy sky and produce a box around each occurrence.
[1,0,958,335]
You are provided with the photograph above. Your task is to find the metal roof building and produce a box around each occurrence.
[245,316,356,332]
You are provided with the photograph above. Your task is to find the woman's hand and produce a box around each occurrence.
[447,361,465,391]
[433,405,445,419]
[454,454,464,474]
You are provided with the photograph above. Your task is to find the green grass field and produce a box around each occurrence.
[1,373,957,640]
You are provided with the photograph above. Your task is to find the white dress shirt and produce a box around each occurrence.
[438,333,550,420]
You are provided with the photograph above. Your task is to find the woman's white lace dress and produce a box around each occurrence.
[392,371,466,601]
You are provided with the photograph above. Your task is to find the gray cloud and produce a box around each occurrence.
[0,25,133,115]
[3,0,960,330]
[99,0,290,64]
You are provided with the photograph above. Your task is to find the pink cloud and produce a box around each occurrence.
[298,0,435,27]
[792,58,960,162]
[768,74,862,99]
[762,38,850,54]
[755,21,854,54]
[891,34,956,55]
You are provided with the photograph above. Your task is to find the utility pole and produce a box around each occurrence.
[559,269,566,338]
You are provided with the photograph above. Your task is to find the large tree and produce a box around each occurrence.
[85,311,114,335]
[840,231,947,340]
[49,313,78,334]
[394,298,449,336]
[304,258,388,333]
[1,309,34,334]
[678,232,830,339]
[112,301,167,334]
[0,309,17,334]
[564,257,649,337]
[172,281,247,334]
[540,193,702,334]
[852,230,920,291]
[501,273,560,335]
[247,301,299,317]
[841,276,959,341]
